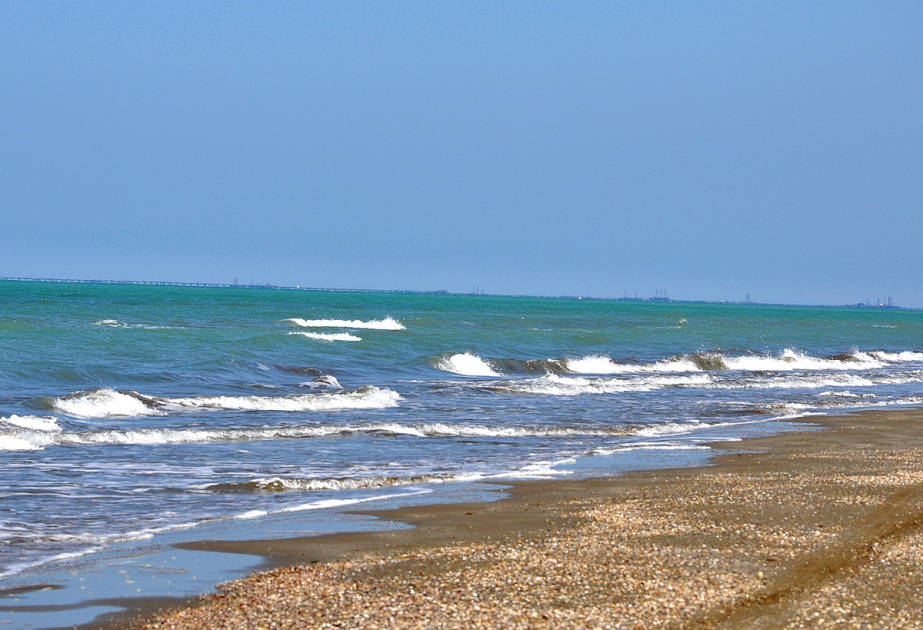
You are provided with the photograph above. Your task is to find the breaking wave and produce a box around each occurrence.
[484,373,713,396]
[285,317,405,330]
[299,375,343,389]
[46,386,401,419]
[0,433,53,452]
[206,474,454,493]
[0,421,635,452]
[288,331,362,342]
[433,353,500,377]
[1,415,62,432]
[563,355,699,374]
[51,389,161,418]
[434,349,923,377]
[717,349,903,372]
[471,369,923,397]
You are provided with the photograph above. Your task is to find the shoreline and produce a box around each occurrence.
[79,406,923,629]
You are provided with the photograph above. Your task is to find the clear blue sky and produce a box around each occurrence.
[2,2,921,305]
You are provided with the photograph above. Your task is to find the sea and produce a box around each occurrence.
[2,280,922,627]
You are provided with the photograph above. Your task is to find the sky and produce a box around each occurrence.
[1,2,921,306]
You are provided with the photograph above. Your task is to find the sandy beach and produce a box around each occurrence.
[83,407,923,630]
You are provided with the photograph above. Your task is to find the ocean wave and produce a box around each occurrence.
[433,353,501,377]
[436,348,923,377]
[816,390,877,399]
[50,389,162,418]
[483,373,713,396]
[409,422,631,438]
[165,387,399,412]
[865,350,923,362]
[491,358,569,374]
[298,375,343,389]
[568,349,923,374]
[591,443,711,455]
[0,415,62,432]
[451,365,923,397]
[46,386,401,419]
[285,317,405,330]
[563,355,699,374]
[0,421,636,452]
[93,319,176,330]
[288,331,362,342]
[735,374,879,390]
[719,349,880,371]
[0,433,53,451]
[774,395,923,414]
[206,474,453,493]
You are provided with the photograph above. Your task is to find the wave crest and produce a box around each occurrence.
[1,415,62,432]
[433,353,500,377]
[46,386,401,418]
[288,331,362,342]
[436,348,923,377]
[564,355,700,374]
[484,373,713,396]
[206,474,451,493]
[50,389,162,418]
[285,317,404,330]
[0,421,634,452]
[93,319,175,330]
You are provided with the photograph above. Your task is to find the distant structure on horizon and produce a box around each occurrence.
[857,297,899,309]
[0,277,909,309]
[650,289,670,303]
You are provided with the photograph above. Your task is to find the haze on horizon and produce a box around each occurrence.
[1,3,921,306]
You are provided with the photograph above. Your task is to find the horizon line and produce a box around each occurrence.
[0,275,909,311]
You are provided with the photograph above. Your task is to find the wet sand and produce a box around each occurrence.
[93,408,923,629]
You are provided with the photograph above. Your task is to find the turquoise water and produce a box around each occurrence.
[2,280,923,595]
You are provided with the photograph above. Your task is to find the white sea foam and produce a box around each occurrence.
[51,388,161,418]
[592,442,711,456]
[488,373,713,396]
[285,317,405,330]
[299,375,343,389]
[0,415,62,432]
[434,353,501,377]
[164,387,400,412]
[388,423,630,438]
[0,433,50,451]
[559,349,923,376]
[234,510,269,520]
[737,374,878,390]
[633,421,708,437]
[49,386,401,419]
[817,390,876,399]
[722,349,879,371]
[288,331,362,342]
[564,355,699,374]
[279,489,432,514]
[777,395,923,414]
[93,319,175,330]
[451,458,576,481]
[431,348,923,378]
[2,420,636,452]
[216,474,455,493]
[867,350,923,362]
